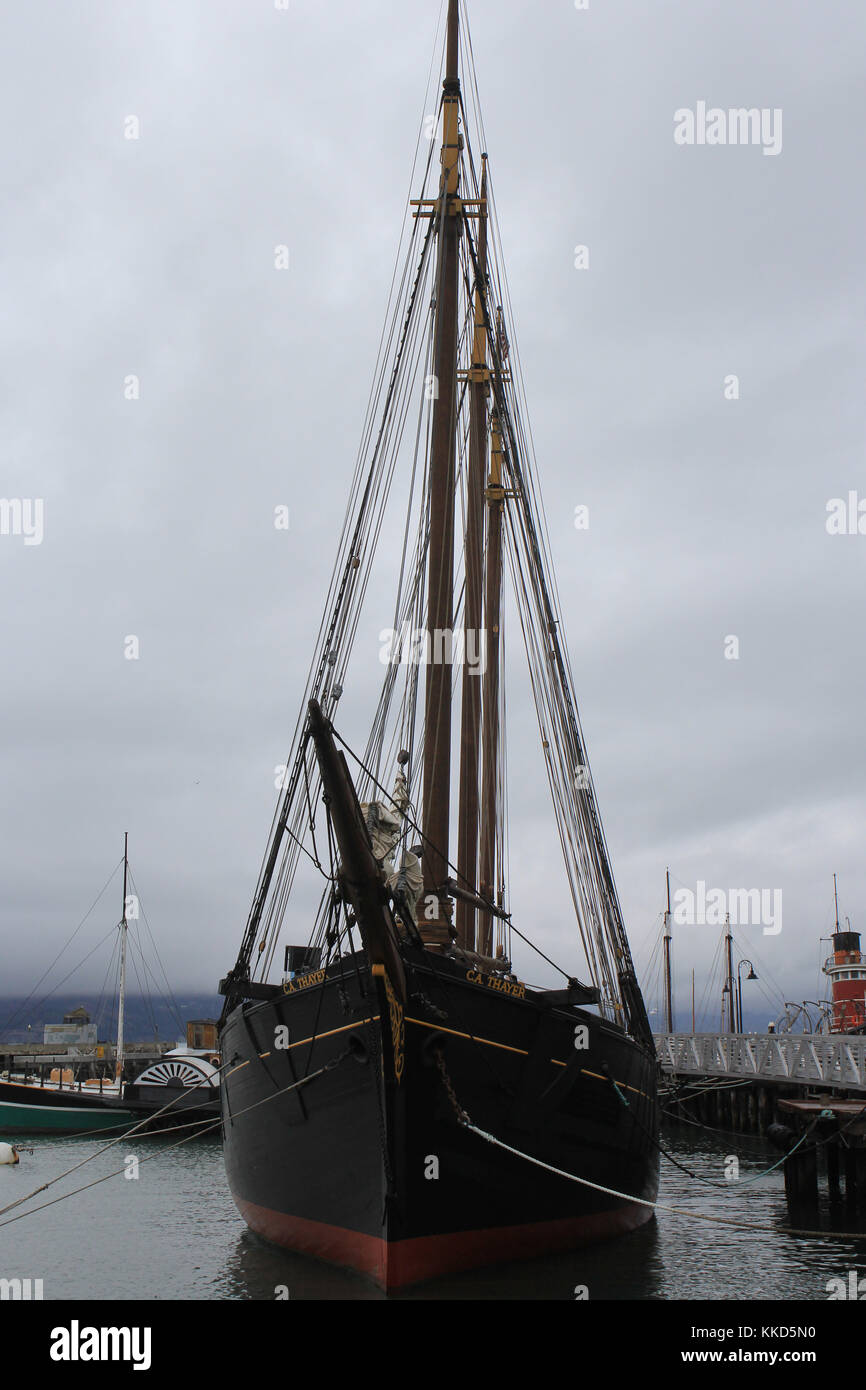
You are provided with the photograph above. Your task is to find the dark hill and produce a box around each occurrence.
[0,994,221,1044]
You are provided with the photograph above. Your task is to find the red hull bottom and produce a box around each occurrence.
[236,1195,654,1290]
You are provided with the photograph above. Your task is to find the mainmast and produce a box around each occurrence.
[116,831,128,1084]
[478,364,505,956]
[456,156,488,951]
[422,0,461,943]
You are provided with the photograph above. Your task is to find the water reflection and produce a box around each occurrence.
[5,1124,865,1300]
[223,1123,866,1301]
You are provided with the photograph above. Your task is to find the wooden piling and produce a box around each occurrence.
[856,1149,866,1211]
[826,1138,841,1202]
[844,1146,859,1209]
[799,1143,819,1207]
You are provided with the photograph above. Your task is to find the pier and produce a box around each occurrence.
[657,1031,866,1093]
[657,1032,866,1218]
[0,1041,175,1087]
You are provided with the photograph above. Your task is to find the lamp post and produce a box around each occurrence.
[736,959,758,1033]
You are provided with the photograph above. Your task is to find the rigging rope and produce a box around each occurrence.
[0,860,123,1040]
[461,1119,866,1243]
[223,0,653,1049]
[0,1056,346,1231]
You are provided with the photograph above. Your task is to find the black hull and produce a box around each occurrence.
[221,947,659,1289]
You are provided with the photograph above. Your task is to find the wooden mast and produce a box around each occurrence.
[663,866,673,1032]
[456,157,488,951]
[724,913,735,1033]
[422,0,461,943]
[478,360,505,956]
[115,831,128,1084]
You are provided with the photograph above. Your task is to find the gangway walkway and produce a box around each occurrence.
[655,1032,866,1095]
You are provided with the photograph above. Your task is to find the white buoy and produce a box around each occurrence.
[0,1142,20,1165]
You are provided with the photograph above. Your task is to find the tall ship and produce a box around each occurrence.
[219,0,659,1291]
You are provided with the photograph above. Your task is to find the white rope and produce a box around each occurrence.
[463,1120,866,1240]
[464,1120,658,1209]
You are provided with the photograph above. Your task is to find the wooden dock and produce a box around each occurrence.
[0,1042,175,1084]
[656,1032,866,1219]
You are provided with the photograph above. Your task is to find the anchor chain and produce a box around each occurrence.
[435,1047,471,1126]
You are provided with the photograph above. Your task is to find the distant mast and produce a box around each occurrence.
[724,913,735,1033]
[422,0,461,944]
[115,832,129,1083]
[662,867,674,1032]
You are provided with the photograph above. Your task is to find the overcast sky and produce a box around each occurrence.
[1,0,864,1034]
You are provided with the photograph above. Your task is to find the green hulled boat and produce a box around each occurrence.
[0,1079,135,1135]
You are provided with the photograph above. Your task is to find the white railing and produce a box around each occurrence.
[655,1033,866,1093]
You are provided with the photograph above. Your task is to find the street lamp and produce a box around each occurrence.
[736,959,758,1032]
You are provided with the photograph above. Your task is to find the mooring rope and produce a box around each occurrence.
[608,1075,820,1192]
[0,1052,349,1230]
[462,1119,866,1242]
[0,1069,226,1218]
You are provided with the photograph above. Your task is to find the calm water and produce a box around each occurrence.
[2,1124,865,1301]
